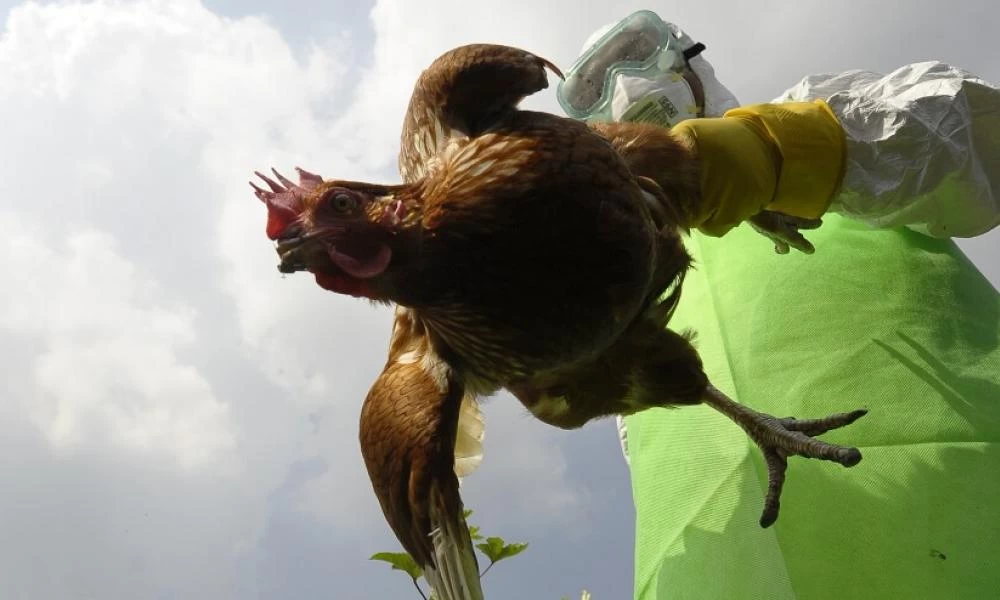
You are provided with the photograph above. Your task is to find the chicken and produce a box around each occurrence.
[251,43,867,599]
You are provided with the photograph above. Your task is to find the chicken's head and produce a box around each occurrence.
[250,167,412,299]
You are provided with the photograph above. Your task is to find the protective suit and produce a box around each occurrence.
[777,61,1000,238]
[560,10,1000,600]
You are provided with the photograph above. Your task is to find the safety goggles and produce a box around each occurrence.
[557,10,702,121]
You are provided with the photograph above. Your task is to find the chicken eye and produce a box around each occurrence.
[330,192,358,213]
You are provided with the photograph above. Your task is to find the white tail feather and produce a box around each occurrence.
[424,496,484,600]
[453,394,485,481]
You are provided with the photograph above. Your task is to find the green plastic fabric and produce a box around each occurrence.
[625,212,1000,600]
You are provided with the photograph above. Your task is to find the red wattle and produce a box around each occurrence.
[265,202,299,240]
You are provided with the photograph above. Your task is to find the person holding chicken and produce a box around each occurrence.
[558,10,1000,600]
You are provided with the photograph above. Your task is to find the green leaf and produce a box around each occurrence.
[475,536,505,563]
[497,541,528,562]
[468,524,483,541]
[475,536,528,564]
[369,551,423,580]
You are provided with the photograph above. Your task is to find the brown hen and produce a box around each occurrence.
[251,43,866,600]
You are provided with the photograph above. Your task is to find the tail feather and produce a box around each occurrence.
[424,489,484,600]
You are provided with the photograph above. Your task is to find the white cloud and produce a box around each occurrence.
[0,1,586,597]
[0,215,235,470]
[2,0,996,598]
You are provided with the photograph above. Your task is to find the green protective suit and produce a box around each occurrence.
[625,214,1000,600]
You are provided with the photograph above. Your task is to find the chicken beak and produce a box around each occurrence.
[275,232,319,274]
[277,246,307,274]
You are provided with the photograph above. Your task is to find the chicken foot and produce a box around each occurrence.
[701,384,867,528]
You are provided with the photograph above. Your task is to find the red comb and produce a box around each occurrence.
[249,167,324,240]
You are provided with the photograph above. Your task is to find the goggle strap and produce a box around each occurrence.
[682,42,706,62]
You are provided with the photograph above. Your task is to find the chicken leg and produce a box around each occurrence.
[702,385,867,527]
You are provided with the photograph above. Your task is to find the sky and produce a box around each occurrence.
[0,1,997,599]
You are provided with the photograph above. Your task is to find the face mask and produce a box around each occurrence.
[609,70,701,126]
[557,9,706,126]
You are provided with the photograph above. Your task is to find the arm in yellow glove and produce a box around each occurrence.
[674,63,1000,248]
[670,99,848,242]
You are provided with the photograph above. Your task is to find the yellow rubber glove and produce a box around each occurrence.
[671,100,848,237]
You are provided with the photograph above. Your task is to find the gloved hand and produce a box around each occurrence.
[663,24,824,256]
[748,210,823,254]
[671,99,847,253]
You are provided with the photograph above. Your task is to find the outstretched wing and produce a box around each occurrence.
[362,315,484,600]
[360,44,563,596]
[398,43,563,183]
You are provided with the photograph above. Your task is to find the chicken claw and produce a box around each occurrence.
[701,385,867,527]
